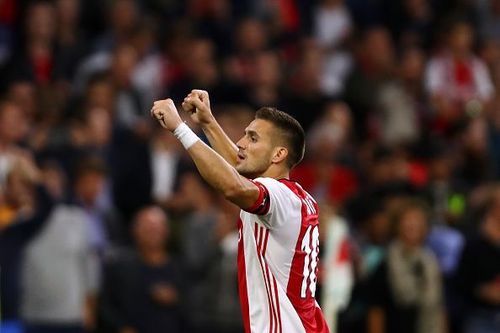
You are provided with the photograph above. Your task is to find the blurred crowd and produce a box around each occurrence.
[1,0,500,333]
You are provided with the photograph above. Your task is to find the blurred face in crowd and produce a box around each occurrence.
[449,22,473,56]
[75,170,105,206]
[431,156,451,181]
[486,189,500,223]
[26,2,56,43]
[86,107,112,147]
[236,19,267,53]
[367,212,391,244]
[363,27,395,71]
[110,0,138,35]
[41,163,66,200]
[4,170,35,209]
[400,47,425,82]
[236,119,281,178]
[186,39,218,84]
[293,41,323,93]
[86,79,115,112]
[397,207,428,248]
[56,0,80,28]
[0,102,29,145]
[111,44,138,88]
[253,51,281,87]
[316,102,352,150]
[463,117,488,154]
[133,207,169,251]
[7,82,36,119]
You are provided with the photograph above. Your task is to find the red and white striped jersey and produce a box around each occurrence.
[237,177,330,333]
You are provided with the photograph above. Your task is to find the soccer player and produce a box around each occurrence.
[150,90,329,333]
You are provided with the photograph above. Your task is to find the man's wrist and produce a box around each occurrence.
[200,114,216,128]
[173,123,200,149]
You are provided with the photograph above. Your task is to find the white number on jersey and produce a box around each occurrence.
[300,225,320,298]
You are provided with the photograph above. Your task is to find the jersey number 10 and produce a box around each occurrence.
[300,225,320,298]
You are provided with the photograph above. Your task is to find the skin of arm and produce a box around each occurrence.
[182,90,239,166]
[151,98,260,210]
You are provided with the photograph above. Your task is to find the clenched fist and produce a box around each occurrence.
[150,99,183,132]
[182,89,215,126]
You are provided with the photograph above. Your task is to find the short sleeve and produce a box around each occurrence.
[243,177,301,229]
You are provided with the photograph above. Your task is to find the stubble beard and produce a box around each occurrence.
[236,161,266,180]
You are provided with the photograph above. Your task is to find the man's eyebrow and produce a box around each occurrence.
[245,129,259,137]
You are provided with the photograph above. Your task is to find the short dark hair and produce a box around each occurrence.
[74,156,108,180]
[255,107,305,169]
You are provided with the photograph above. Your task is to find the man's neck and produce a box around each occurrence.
[259,170,290,179]
[260,167,289,180]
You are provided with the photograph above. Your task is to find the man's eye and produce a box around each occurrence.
[250,136,257,142]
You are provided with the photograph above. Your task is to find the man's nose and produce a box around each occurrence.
[236,137,246,149]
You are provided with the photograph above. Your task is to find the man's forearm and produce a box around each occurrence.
[202,121,239,166]
[187,139,257,209]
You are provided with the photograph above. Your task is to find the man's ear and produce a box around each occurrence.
[272,147,288,164]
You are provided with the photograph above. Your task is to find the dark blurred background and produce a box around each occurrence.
[1,0,500,333]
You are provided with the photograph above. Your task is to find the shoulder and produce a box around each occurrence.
[254,177,306,200]
[49,205,87,226]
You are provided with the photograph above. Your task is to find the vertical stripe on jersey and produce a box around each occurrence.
[254,223,282,333]
[237,219,251,333]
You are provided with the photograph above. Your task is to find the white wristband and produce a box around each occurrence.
[173,123,199,149]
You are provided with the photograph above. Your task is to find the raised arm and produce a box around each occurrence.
[182,90,239,166]
[151,98,259,209]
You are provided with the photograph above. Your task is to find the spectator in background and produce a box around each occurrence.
[476,0,500,41]
[53,0,88,89]
[385,0,436,48]
[21,161,99,333]
[314,0,352,51]
[457,117,495,189]
[109,43,145,130]
[98,206,183,333]
[291,102,358,208]
[343,26,396,139]
[339,199,391,333]
[0,156,54,333]
[286,38,327,131]
[169,38,225,103]
[456,185,500,333]
[319,203,353,333]
[313,0,353,99]
[313,0,354,99]
[425,18,494,135]
[129,20,164,109]
[0,100,31,185]
[367,200,445,333]
[224,18,269,86]
[94,0,139,52]
[177,172,221,332]
[0,0,17,66]
[377,46,426,146]
[6,0,57,86]
[203,198,243,333]
[72,157,124,256]
[176,172,243,333]
[149,128,182,208]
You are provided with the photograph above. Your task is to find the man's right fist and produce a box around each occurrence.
[150,99,183,132]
